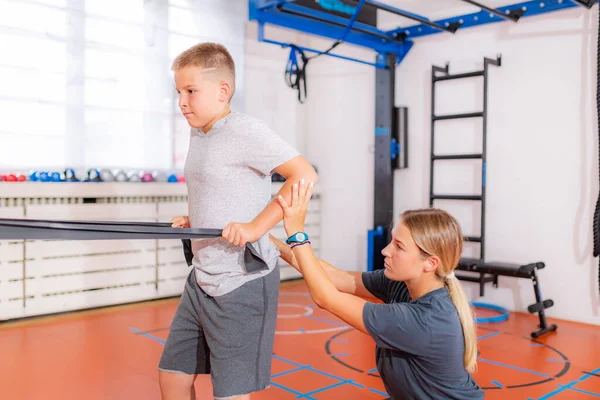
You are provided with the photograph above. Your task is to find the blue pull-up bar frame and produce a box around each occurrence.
[250,0,598,68]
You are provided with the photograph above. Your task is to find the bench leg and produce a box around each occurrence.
[529,270,557,338]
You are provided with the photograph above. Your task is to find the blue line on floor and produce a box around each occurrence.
[477,357,551,378]
[330,338,348,343]
[270,382,312,399]
[272,354,305,368]
[477,331,500,341]
[491,380,503,388]
[537,367,600,400]
[298,381,351,398]
[529,343,543,347]
[129,327,165,345]
[546,358,567,363]
[559,386,600,397]
[369,368,379,373]
[369,388,389,396]
[271,366,307,378]
[333,353,349,357]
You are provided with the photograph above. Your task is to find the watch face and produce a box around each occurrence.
[297,233,306,241]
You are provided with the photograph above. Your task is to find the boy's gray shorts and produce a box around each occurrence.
[159,265,280,399]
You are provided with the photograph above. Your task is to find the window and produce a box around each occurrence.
[0,0,246,171]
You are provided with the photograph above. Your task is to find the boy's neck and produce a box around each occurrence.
[201,105,231,133]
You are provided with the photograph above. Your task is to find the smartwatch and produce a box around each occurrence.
[286,232,309,244]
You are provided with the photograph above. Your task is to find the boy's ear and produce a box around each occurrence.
[219,81,232,102]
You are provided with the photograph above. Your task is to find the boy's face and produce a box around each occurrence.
[174,66,230,131]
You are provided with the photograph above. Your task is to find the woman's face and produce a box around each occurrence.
[381,223,431,282]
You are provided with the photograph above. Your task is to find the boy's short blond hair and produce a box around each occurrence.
[172,42,236,100]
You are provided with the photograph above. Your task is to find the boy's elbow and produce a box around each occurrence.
[306,166,319,184]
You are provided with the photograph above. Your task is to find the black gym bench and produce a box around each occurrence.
[457,257,557,338]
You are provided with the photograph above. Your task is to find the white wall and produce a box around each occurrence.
[395,7,600,324]
[279,6,600,325]
[244,22,307,152]
[302,39,376,272]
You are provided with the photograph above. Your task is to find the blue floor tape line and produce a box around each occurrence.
[559,386,600,397]
[270,366,306,378]
[477,357,551,378]
[491,380,503,388]
[546,358,567,363]
[477,331,500,341]
[129,327,165,345]
[299,381,350,398]
[537,367,600,400]
[270,382,311,398]
[369,387,389,396]
[272,354,305,368]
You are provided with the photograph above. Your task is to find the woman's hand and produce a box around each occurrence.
[171,216,190,228]
[276,178,314,237]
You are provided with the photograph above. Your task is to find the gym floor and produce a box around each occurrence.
[0,280,598,400]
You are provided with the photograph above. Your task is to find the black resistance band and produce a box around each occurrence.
[0,218,269,273]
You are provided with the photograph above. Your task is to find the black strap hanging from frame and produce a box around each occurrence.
[593,5,600,293]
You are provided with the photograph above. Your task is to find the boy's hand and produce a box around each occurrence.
[276,178,314,237]
[171,216,190,228]
[222,222,261,247]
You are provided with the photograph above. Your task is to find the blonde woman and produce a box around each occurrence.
[272,180,484,400]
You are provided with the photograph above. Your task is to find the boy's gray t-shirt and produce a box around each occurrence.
[362,270,485,400]
[184,111,299,296]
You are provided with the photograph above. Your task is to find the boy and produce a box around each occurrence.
[158,42,318,400]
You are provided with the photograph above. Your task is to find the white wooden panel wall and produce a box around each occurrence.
[0,182,321,320]
[0,207,25,320]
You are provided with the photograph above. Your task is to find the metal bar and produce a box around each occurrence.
[570,0,596,8]
[432,194,483,201]
[465,236,482,243]
[429,65,436,207]
[433,64,449,74]
[258,26,385,68]
[373,52,396,270]
[480,56,502,260]
[460,0,522,22]
[389,0,595,39]
[433,153,483,160]
[278,3,402,43]
[250,1,408,56]
[433,70,484,82]
[433,111,484,121]
[340,0,367,41]
[455,274,495,283]
[348,0,461,33]
[259,0,298,11]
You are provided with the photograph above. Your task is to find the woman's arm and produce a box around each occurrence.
[291,242,369,334]
[270,234,378,300]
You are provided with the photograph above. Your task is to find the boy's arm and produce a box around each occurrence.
[222,155,318,246]
[254,155,318,234]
